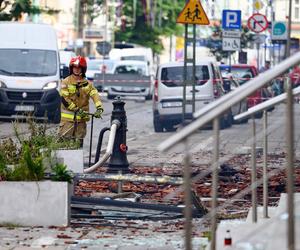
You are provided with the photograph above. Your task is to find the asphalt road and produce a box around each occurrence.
[86,96,300,168]
[1,95,300,168]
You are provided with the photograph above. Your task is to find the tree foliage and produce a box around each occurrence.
[85,0,104,24]
[114,0,186,54]
[0,0,59,21]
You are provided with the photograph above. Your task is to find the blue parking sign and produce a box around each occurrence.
[222,10,242,29]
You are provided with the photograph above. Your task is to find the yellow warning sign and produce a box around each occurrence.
[176,0,209,25]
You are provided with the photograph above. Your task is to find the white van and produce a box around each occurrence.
[103,60,153,99]
[0,22,61,123]
[153,61,232,132]
[109,47,154,75]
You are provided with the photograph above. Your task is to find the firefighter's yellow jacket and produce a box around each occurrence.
[60,75,103,122]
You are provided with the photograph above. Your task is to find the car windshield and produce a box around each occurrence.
[88,60,115,72]
[0,49,57,77]
[161,65,209,87]
[114,64,147,75]
[222,67,254,85]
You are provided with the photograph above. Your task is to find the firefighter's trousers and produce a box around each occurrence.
[58,121,87,147]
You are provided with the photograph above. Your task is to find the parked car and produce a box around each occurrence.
[219,64,263,118]
[153,61,232,132]
[86,59,115,79]
[222,73,248,123]
[109,47,155,75]
[0,22,61,123]
[59,50,76,67]
[59,50,75,78]
[104,60,153,99]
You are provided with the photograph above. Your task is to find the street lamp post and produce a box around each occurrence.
[286,0,293,58]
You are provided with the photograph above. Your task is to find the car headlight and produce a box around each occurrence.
[43,81,58,90]
[0,80,7,88]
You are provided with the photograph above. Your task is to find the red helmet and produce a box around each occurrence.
[69,56,87,75]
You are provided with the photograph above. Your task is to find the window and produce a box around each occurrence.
[0,49,57,76]
[161,65,210,87]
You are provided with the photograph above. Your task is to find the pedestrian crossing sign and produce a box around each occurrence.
[176,0,209,25]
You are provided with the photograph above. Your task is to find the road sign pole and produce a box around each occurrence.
[286,0,292,58]
[229,52,232,72]
[183,24,188,124]
[257,43,260,72]
[192,24,196,114]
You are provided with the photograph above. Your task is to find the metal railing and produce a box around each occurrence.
[84,119,120,173]
[158,51,300,250]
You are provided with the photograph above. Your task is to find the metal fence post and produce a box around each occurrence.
[183,139,192,250]
[251,116,257,223]
[211,118,220,250]
[285,77,295,250]
[263,110,269,218]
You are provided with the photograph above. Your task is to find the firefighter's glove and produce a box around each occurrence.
[94,107,103,119]
[77,108,89,119]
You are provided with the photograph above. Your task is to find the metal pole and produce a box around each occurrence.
[211,118,219,250]
[263,110,269,218]
[251,116,257,223]
[192,24,196,113]
[183,139,192,250]
[257,43,260,72]
[285,77,295,250]
[88,115,94,167]
[286,0,292,58]
[183,24,188,124]
[229,52,231,71]
[270,0,275,66]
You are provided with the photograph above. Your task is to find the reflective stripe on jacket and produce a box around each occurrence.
[60,75,103,122]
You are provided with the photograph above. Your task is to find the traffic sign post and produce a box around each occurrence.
[176,2,210,248]
[222,37,241,51]
[247,13,268,33]
[176,0,209,25]
[248,13,268,71]
[271,22,287,41]
[221,10,242,71]
[222,10,242,30]
[176,0,210,122]
[253,0,264,11]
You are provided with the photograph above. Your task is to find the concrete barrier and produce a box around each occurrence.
[0,181,71,227]
[55,149,84,173]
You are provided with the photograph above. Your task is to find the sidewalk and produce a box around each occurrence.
[0,218,208,250]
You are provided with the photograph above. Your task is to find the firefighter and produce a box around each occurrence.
[58,56,103,146]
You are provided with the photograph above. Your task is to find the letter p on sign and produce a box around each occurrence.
[222,10,242,30]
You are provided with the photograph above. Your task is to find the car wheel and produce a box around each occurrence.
[225,110,233,128]
[153,116,163,132]
[107,94,116,100]
[240,117,249,124]
[255,111,263,119]
[146,94,152,100]
[48,108,61,124]
[164,124,176,132]
[219,116,227,130]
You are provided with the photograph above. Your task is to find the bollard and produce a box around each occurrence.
[107,97,129,173]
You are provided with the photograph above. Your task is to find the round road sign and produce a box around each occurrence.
[247,13,268,33]
[253,0,264,11]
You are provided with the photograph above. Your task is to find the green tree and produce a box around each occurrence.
[85,0,104,25]
[114,0,186,54]
[0,0,59,21]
